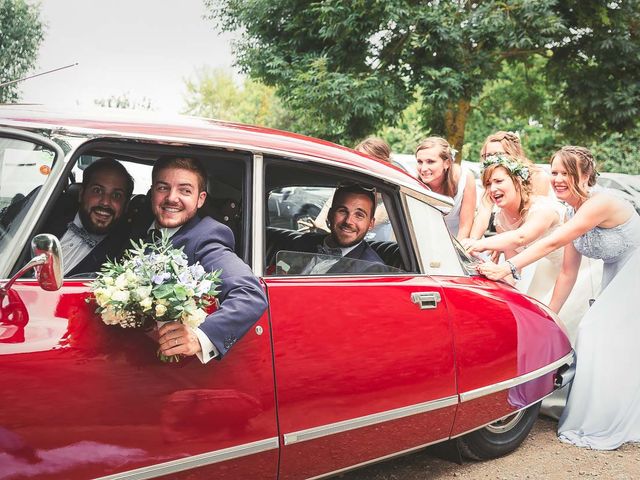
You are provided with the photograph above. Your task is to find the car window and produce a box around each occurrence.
[265,161,408,275]
[404,194,465,276]
[274,250,402,275]
[0,136,56,250]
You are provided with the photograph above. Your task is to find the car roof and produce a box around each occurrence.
[0,105,428,192]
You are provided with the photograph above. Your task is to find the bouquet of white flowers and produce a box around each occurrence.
[89,231,221,362]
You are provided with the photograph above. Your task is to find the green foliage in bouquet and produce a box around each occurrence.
[89,232,221,332]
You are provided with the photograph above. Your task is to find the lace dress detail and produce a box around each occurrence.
[571,209,640,288]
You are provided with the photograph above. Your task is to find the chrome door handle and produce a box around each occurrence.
[411,292,441,310]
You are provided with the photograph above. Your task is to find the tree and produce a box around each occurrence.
[182,67,293,130]
[547,1,640,141]
[0,0,44,103]
[208,0,640,156]
[94,93,153,110]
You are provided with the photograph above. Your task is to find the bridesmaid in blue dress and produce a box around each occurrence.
[478,146,640,450]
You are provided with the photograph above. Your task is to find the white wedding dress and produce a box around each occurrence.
[558,209,640,449]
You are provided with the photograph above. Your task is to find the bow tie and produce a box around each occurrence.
[317,244,343,257]
[67,222,98,248]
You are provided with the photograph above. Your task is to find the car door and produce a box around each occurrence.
[0,131,279,480]
[262,160,457,480]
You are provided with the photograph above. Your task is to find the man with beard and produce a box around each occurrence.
[46,158,134,276]
[286,183,385,275]
[144,156,267,363]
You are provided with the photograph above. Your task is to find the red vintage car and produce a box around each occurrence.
[0,106,573,480]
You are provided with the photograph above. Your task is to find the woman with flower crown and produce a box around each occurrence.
[415,136,477,239]
[463,154,566,303]
[478,146,640,450]
[469,131,552,240]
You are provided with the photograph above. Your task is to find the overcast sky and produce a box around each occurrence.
[21,0,237,113]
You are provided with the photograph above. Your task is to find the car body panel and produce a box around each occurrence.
[264,275,456,480]
[0,281,278,480]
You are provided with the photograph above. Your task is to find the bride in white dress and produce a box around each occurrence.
[478,146,640,450]
[464,154,565,296]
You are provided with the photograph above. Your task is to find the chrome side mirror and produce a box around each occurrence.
[0,234,63,294]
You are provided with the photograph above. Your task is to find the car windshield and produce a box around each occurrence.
[0,136,57,250]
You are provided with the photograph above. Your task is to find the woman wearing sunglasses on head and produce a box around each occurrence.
[478,146,640,450]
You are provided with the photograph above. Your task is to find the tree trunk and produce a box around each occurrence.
[444,99,471,163]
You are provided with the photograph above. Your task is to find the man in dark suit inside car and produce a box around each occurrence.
[44,157,134,276]
[144,156,268,363]
[287,183,386,275]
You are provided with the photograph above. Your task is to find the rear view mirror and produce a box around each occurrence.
[0,234,63,295]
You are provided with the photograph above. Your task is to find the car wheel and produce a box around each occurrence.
[457,402,540,460]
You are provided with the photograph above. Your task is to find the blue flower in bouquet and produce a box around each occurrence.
[89,230,222,362]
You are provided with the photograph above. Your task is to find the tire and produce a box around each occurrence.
[457,402,540,460]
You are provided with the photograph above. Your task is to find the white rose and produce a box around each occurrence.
[103,276,114,286]
[182,308,207,328]
[115,273,128,289]
[94,288,110,307]
[135,286,152,300]
[111,289,130,303]
[125,269,137,282]
[102,306,125,325]
[155,304,167,317]
[139,297,153,311]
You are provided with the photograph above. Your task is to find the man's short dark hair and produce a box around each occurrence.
[332,183,377,217]
[83,157,134,198]
[152,156,208,193]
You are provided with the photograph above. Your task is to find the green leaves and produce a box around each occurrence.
[0,0,44,103]
[207,0,640,162]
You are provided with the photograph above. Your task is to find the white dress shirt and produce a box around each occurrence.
[60,214,106,274]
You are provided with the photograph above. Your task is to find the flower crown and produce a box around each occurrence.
[482,154,530,182]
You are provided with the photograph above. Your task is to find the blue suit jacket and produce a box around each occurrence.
[170,216,268,358]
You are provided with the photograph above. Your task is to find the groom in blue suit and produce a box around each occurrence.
[147,156,267,362]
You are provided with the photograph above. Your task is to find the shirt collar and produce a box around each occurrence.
[147,222,181,239]
[323,237,361,256]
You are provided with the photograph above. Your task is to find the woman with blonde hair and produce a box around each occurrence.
[415,136,476,239]
[470,131,551,239]
[478,146,640,450]
[354,136,391,163]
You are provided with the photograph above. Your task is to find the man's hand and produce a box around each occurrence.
[158,321,202,357]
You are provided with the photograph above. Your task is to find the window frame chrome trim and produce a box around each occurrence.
[94,437,279,480]
[459,351,575,403]
[283,395,458,446]
[251,153,264,276]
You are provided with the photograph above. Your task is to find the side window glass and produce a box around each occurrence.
[267,186,334,231]
[0,137,56,249]
[405,195,464,276]
[265,162,407,275]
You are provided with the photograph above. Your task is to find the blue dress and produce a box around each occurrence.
[558,210,640,449]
